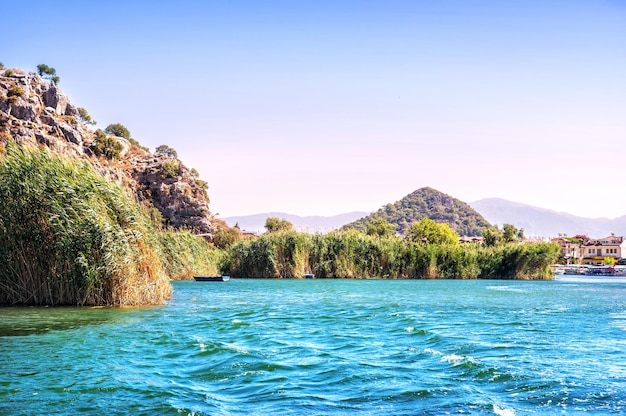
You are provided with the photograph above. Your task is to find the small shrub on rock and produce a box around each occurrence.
[161,160,180,178]
[7,86,24,104]
[93,130,123,159]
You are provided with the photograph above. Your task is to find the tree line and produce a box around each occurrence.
[218,217,559,280]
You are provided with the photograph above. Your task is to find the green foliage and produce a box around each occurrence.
[343,187,491,236]
[129,138,148,151]
[503,223,523,243]
[140,200,164,230]
[36,64,59,84]
[482,223,523,246]
[265,217,293,233]
[366,218,395,238]
[155,145,178,159]
[157,230,223,280]
[7,85,24,104]
[194,179,209,200]
[7,85,24,98]
[221,230,559,280]
[482,226,502,247]
[161,160,180,178]
[104,123,131,140]
[93,130,123,159]
[604,257,617,266]
[406,218,459,245]
[0,143,172,306]
[77,107,96,125]
[213,226,241,250]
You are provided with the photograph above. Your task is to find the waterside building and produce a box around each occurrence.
[552,234,626,265]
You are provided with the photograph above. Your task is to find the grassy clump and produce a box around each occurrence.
[222,231,560,280]
[157,230,223,280]
[0,144,172,306]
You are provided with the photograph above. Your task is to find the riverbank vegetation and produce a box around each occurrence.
[0,142,225,306]
[157,230,223,280]
[0,144,558,307]
[220,228,560,280]
[0,144,174,306]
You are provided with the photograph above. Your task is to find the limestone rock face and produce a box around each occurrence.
[132,155,213,231]
[0,67,214,234]
[43,85,69,115]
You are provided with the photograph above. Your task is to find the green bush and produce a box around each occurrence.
[213,227,241,250]
[7,86,24,102]
[93,130,123,159]
[161,160,180,178]
[0,143,172,306]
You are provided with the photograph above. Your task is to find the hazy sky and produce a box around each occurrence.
[4,1,625,218]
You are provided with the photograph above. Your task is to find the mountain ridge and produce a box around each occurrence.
[470,198,626,238]
[223,198,626,238]
[342,187,491,236]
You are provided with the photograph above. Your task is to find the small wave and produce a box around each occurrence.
[487,286,526,293]
[493,404,516,416]
[442,353,476,365]
[424,348,442,356]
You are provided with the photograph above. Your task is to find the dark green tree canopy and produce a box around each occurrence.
[155,145,178,159]
[36,64,59,84]
[104,123,131,140]
[77,107,96,125]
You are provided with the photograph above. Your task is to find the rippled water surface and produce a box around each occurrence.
[2,277,626,415]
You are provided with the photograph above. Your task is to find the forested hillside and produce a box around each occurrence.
[344,187,491,236]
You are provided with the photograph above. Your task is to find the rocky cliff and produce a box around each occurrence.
[0,66,214,233]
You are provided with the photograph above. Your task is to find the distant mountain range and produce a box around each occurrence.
[222,197,626,239]
[221,211,369,233]
[469,198,626,238]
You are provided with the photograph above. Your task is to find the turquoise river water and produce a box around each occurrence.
[2,277,626,415]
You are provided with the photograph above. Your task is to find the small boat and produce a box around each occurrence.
[304,273,315,279]
[193,275,230,282]
[584,265,616,276]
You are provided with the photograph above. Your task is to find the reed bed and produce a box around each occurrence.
[222,230,560,280]
[0,144,172,306]
[157,230,223,280]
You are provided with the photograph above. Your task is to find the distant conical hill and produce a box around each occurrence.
[343,187,491,236]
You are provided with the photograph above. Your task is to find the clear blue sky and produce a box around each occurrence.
[4,0,626,218]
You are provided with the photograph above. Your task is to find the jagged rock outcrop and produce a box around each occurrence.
[0,67,214,233]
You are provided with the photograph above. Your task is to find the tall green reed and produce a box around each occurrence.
[0,144,172,305]
[222,230,560,280]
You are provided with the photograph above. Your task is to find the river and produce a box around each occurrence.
[2,277,625,415]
